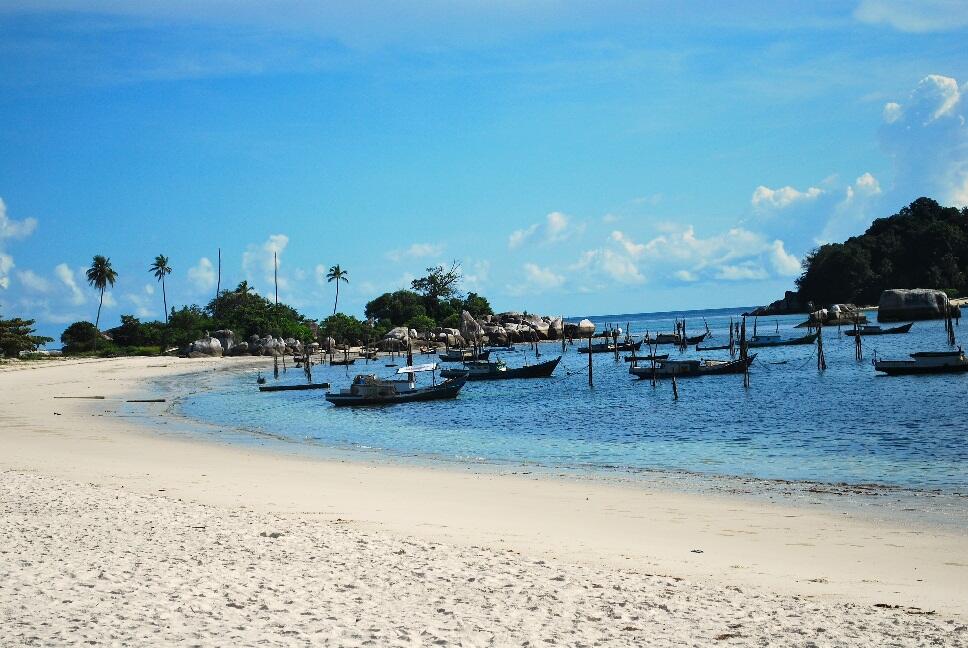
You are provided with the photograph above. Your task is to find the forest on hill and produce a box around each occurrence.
[795,197,968,307]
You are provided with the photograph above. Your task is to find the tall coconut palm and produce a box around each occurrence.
[149,254,172,324]
[326,264,349,315]
[86,255,118,330]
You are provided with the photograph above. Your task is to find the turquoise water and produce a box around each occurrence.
[178,308,968,492]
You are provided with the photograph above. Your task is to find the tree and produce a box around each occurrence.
[86,255,118,330]
[149,254,172,324]
[365,290,427,326]
[0,313,53,358]
[61,321,99,353]
[320,313,367,346]
[411,261,462,320]
[326,265,349,315]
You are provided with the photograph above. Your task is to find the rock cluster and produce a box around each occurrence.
[381,312,591,348]
[878,288,961,322]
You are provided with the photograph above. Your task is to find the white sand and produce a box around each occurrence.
[1,357,967,645]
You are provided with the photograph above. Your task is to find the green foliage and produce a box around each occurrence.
[411,262,462,320]
[440,313,461,329]
[796,198,968,305]
[0,313,53,358]
[365,290,427,326]
[320,313,371,345]
[166,305,213,349]
[204,282,312,342]
[405,314,436,333]
[61,321,100,353]
[462,292,493,319]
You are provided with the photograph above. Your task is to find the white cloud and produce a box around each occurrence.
[386,242,444,262]
[17,269,51,293]
[854,0,968,33]
[508,211,582,249]
[144,284,155,295]
[508,223,539,249]
[124,291,156,318]
[715,264,768,281]
[769,240,802,277]
[674,269,698,282]
[0,253,12,290]
[572,248,645,284]
[242,234,289,294]
[609,230,645,258]
[751,184,823,210]
[0,198,38,241]
[54,263,86,305]
[602,213,619,224]
[883,101,902,124]
[507,262,565,295]
[0,198,38,290]
[188,257,217,292]
[462,259,490,292]
[880,74,967,208]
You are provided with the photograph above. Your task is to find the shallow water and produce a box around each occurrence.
[178,308,968,492]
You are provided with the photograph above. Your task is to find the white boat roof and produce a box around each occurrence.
[396,363,438,374]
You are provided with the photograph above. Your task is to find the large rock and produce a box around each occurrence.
[564,319,596,338]
[188,335,223,357]
[460,310,484,341]
[211,329,234,353]
[484,324,508,346]
[878,288,958,322]
[745,291,805,317]
[524,316,550,340]
[547,316,564,340]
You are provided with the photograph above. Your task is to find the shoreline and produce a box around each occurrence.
[2,356,968,641]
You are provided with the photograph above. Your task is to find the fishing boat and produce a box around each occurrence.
[643,333,680,345]
[696,343,730,352]
[748,332,818,348]
[629,354,756,379]
[259,382,331,392]
[440,356,561,381]
[873,349,968,376]
[330,357,357,366]
[844,322,914,337]
[578,340,643,354]
[685,331,709,345]
[438,348,491,362]
[622,353,669,362]
[325,364,465,406]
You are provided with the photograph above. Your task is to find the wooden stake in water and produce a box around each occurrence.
[587,334,593,387]
[817,326,827,371]
[728,317,735,358]
[672,375,679,400]
[853,318,863,361]
[273,354,279,380]
[946,298,957,346]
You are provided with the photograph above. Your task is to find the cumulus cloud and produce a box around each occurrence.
[769,240,802,277]
[386,242,444,262]
[55,263,86,305]
[17,269,51,293]
[507,262,565,295]
[751,184,824,210]
[854,0,968,32]
[674,269,698,282]
[715,263,768,281]
[508,211,582,249]
[462,259,490,292]
[880,74,967,208]
[124,288,157,318]
[188,257,217,292]
[0,198,38,290]
[242,234,289,293]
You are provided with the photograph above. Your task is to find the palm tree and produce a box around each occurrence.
[149,254,172,324]
[86,255,118,330]
[326,264,349,315]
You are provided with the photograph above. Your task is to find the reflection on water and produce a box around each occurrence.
[178,309,968,491]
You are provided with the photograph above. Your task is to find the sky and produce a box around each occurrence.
[1,1,967,339]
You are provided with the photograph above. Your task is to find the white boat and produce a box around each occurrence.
[873,349,968,376]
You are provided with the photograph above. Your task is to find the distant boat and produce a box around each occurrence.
[629,354,756,378]
[747,332,818,348]
[642,332,708,346]
[325,364,466,406]
[330,357,357,366]
[578,340,643,354]
[845,322,913,337]
[873,349,968,376]
[440,356,561,381]
[696,343,730,352]
[259,382,331,392]
[439,348,491,362]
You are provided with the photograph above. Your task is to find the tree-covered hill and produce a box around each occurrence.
[795,197,968,307]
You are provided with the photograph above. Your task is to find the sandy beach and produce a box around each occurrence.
[2,357,967,645]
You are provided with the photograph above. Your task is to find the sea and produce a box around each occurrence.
[174,307,968,495]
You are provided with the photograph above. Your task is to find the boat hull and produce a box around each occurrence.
[845,322,914,337]
[440,356,561,381]
[748,333,818,348]
[324,379,465,406]
[630,354,756,378]
[438,350,491,362]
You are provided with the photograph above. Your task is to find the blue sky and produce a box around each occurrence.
[1,1,967,338]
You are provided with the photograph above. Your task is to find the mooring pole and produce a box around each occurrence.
[587,334,593,387]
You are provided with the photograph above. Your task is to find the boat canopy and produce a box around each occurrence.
[396,363,438,374]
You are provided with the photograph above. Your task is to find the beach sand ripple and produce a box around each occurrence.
[2,470,964,647]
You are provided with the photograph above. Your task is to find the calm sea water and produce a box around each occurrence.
[177,308,968,492]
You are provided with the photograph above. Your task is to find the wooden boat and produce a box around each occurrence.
[685,332,709,345]
[629,354,756,379]
[696,343,730,352]
[873,349,968,376]
[325,364,465,406]
[747,332,818,348]
[643,333,680,345]
[330,357,357,366]
[440,356,561,381]
[844,322,913,337]
[623,353,669,362]
[578,340,643,354]
[259,382,331,392]
[438,348,491,362]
